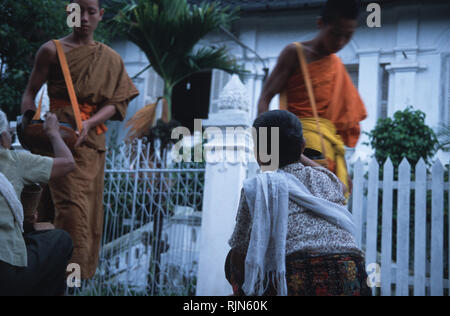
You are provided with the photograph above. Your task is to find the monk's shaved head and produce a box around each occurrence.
[70,0,102,9]
[321,0,360,24]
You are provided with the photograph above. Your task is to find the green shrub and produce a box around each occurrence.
[365,107,438,168]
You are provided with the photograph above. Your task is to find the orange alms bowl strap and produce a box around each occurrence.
[32,90,45,121]
[53,40,83,132]
[293,42,327,159]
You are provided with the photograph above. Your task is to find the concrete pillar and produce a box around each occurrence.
[386,7,426,115]
[196,76,253,296]
[355,50,381,161]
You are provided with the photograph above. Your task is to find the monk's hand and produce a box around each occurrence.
[43,113,61,138]
[75,120,92,147]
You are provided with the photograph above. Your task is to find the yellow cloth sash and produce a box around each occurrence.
[300,117,348,196]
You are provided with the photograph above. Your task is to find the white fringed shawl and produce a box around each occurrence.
[241,170,356,296]
[0,172,24,232]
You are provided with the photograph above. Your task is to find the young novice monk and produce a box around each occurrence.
[20,0,139,279]
[257,0,367,194]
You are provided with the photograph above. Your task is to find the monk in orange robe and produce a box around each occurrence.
[21,0,139,279]
[257,0,367,194]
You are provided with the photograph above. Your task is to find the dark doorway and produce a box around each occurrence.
[172,71,212,133]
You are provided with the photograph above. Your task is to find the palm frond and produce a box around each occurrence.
[173,46,246,85]
[112,0,244,135]
[113,0,240,87]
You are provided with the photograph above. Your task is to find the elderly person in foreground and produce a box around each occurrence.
[227,110,371,296]
[0,110,75,296]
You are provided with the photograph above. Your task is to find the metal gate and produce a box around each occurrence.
[74,140,205,296]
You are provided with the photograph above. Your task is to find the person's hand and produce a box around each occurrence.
[74,120,92,147]
[299,154,322,168]
[43,113,60,138]
[347,175,353,195]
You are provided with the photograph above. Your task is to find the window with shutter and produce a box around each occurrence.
[209,69,232,114]
[346,64,359,88]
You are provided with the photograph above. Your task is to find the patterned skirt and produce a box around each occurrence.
[226,251,372,296]
[285,252,372,296]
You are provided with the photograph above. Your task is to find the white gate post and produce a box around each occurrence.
[196,75,254,296]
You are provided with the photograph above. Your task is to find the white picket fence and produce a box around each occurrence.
[351,157,449,296]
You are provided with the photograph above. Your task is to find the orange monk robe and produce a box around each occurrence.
[47,42,139,279]
[283,53,367,190]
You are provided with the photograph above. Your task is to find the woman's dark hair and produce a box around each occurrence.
[253,110,304,169]
[321,0,361,24]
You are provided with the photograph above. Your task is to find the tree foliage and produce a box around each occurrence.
[366,107,438,167]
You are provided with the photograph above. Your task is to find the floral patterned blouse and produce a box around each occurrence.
[229,162,362,257]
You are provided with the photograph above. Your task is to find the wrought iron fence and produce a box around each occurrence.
[73,139,205,296]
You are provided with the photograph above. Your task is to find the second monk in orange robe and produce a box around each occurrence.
[257,0,367,194]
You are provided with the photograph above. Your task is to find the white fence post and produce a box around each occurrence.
[396,158,411,296]
[381,158,394,296]
[366,158,379,295]
[413,158,427,296]
[196,76,253,296]
[351,157,449,296]
[352,159,365,248]
[431,160,444,296]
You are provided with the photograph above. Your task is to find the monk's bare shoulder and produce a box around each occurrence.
[278,43,300,75]
[279,43,298,61]
[36,40,58,65]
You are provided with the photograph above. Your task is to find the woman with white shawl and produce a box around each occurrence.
[0,110,75,296]
[227,110,371,296]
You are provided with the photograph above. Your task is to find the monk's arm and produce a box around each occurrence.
[85,104,116,129]
[75,105,116,147]
[21,42,55,114]
[257,44,297,116]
